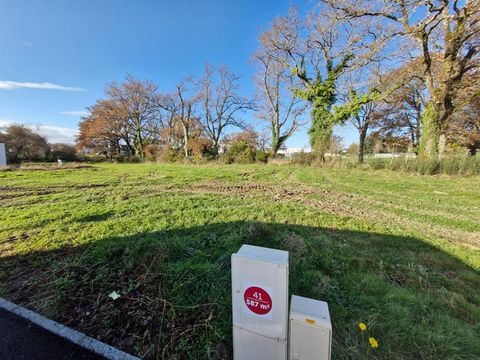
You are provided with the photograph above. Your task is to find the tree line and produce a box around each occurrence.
[0,1,477,169]
[76,66,258,162]
[59,1,480,162]
[259,0,479,162]
[0,125,78,163]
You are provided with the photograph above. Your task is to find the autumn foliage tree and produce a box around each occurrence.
[77,76,169,160]
[78,73,247,161]
[106,76,160,160]
[77,99,130,158]
[446,72,480,155]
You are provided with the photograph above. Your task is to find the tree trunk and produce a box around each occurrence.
[271,125,280,156]
[309,109,333,164]
[134,126,145,161]
[116,140,121,157]
[124,137,134,156]
[419,102,440,158]
[212,138,220,156]
[358,126,367,163]
[182,124,189,158]
[314,126,332,164]
[415,115,421,152]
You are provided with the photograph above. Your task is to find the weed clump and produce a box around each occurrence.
[290,154,480,175]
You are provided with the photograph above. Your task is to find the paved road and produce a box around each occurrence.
[0,308,105,360]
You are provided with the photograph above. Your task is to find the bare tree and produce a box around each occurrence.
[322,0,480,157]
[157,78,199,158]
[333,61,408,163]
[257,129,271,152]
[198,65,256,155]
[354,100,379,163]
[373,77,426,153]
[253,25,306,156]
[329,134,344,156]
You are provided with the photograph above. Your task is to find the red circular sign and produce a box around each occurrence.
[244,286,272,315]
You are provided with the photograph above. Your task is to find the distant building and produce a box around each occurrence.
[277,147,312,157]
[373,153,417,159]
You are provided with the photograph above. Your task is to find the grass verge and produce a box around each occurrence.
[1,164,479,359]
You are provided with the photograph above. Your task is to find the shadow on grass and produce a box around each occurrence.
[77,211,115,223]
[1,221,479,359]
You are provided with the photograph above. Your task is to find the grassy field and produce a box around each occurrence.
[1,163,479,359]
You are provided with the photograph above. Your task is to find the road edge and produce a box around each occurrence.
[0,298,139,360]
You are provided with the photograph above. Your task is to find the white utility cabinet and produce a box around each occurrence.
[231,244,289,360]
[289,295,332,360]
[233,326,287,360]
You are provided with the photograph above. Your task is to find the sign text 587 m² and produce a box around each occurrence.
[244,285,272,316]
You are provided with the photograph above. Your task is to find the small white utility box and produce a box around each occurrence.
[0,143,6,167]
[289,295,332,360]
[232,244,289,360]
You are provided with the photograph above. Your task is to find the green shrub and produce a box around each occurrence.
[415,157,440,175]
[115,154,142,163]
[439,155,480,175]
[290,151,315,166]
[200,147,218,162]
[222,141,256,164]
[48,143,78,162]
[367,158,389,170]
[255,150,269,163]
[236,147,256,164]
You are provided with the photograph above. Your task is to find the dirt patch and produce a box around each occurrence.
[1,164,96,172]
[46,265,220,359]
[157,181,480,250]
[70,183,109,189]
[0,189,58,200]
[0,233,30,245]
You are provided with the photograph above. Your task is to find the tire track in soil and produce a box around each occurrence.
[161,181,480,250]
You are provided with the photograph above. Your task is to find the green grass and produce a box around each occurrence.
[1,163,479,359]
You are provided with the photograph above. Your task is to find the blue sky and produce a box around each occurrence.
[0,0,357,146]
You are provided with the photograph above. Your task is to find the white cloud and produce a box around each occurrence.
[35,125,78,144]
[24,41,33,47]
[0,119,78,144]
[0,81,84,92]
[0,119,14,129]
[60,110,89,116]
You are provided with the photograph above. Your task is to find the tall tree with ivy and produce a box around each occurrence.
[323,0,480,158]
[293,56,352,160]
[261,5,387,161]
